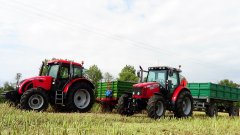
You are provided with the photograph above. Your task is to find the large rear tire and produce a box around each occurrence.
[66,83,94,112]
[174,90,193,118]
[117,94,134,116]
[205,103,218,117]
[147,94,166,119]
[20,88,49,111]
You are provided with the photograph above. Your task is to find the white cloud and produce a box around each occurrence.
[1,0,240,86]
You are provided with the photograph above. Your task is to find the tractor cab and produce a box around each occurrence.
[147,66,184,93]
[41,60,84,91]
[133,66,186,99]
[41,60,84,78]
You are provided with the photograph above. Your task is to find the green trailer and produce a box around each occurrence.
[188,83,240,117]
[96,81,136,112]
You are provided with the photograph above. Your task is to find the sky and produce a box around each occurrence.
[0,0,240,86]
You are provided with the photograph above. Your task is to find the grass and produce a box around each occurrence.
[0,103,239,135]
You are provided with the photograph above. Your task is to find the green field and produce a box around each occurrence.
[0,103,239,135]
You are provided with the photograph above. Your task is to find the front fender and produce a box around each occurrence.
[18,81,33,94]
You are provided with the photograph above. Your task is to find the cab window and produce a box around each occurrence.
[48,65,59,78]
[168,71,179,89]
[73,66,83,78]
[59,66,69,79]
[147,70,167,87]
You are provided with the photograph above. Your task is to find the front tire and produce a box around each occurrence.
[117,94,134,116]
[20,88,49,111]
[174,90,193,118]
[147,94,166,119]
[66,83,94,112]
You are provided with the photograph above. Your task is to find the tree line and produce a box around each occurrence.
[0,58,239,94]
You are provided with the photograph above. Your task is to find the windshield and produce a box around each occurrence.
[147,70,167,86]
[47,65,59,78]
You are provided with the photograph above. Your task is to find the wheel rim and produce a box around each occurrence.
[28,94,44,110]
[156,101,164,117]
[74,89,91,109]
[182,97,191,115]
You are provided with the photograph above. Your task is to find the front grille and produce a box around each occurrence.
[133,87,142,95]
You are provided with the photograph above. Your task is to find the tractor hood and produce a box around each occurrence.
[133,82,160,88]
[18,76,53,94]
[132,82,160,99]
[19,76,52,86]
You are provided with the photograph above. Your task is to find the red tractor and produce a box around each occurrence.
[117,66,193,119]
[4,60,95,112]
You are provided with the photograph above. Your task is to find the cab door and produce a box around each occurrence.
[168,71,180,94]
[55,64,70,91]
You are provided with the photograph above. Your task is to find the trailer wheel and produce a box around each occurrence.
[206,104,218,117]
[228,106,239,117]
[174,90,193,118]
[66,83,94,112]
[20,88,49,111]
[117,94,134,116]
[147,94,166,119]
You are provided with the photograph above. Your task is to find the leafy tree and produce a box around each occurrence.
[0,87,3,93]
[118,65,138,82]
[40,59,49,76]
[103,72,114,82]
[85,65,103,89]
[2,82,15,91]
[218,79,239,88]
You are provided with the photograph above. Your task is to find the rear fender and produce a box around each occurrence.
[63,78,94,93]
[171,86,190,104]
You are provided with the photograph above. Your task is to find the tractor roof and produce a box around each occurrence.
[48,60,82,66]
[148,66,182,72]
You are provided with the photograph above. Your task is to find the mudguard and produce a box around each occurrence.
[63,78,94,93]
[171,86,190,104]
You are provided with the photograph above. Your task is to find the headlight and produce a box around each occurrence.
[132,92,135,95]
[137,92,140,95]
